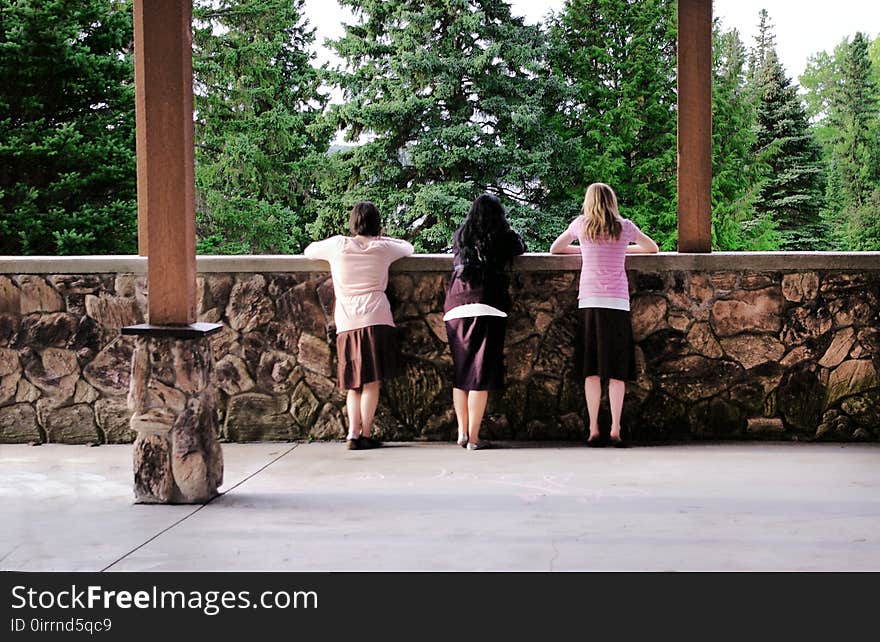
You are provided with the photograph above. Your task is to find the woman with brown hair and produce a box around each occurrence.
[305,202,413,450]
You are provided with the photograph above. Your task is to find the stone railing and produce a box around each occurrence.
[1,252,878,444]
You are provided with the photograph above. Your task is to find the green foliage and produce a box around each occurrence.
[325,0,566,252]
[750,43,826,250]
[0,0,137,255]
[802,32,880,250]
[192,0,331,254]
[711,26,775,250]
[548,0,677,249]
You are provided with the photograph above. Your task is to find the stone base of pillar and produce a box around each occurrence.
[124,324,224,504]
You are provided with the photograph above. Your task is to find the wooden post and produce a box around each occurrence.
[132,0,196,324]
[677,0,712,253]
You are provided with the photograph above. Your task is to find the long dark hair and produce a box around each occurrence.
[455,194,513,283]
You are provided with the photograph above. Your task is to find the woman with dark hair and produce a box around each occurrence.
[305,202,414,450]
[443,194,527,450]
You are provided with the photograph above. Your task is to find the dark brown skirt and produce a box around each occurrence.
[579,307,637,381]
[336,324,401,390]
[445,316,507,391]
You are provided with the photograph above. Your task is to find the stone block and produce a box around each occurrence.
[17,313,79,348]
[130,407,177,434]
[85,294,142,330]
[631,294,667,341]
[719,334,785,370]
[73,379,99,404]
[172,339,211,394]
[133,433,174,503]
[778,368,825,432]
[275,279,327,339]
[818,327,856,368]
[16,276,63,314]
[298,333,333,377]
[686,322,723,359]
[710,287,783,337]
[0,276,21,314]
[0,403,41,443]
[782,305,833,345]
[290,380,321,429]
[825,360,880,408]
[15,378,40,403]
[781,272,819,302]
[82,337,133,396]
[95,397,133,444]
[309,403,345,440]
[215,354,255,396]
[45,404,98,444]
[256,350,297,393]
[746,417,785,434]
[224,392,293,441]
[225,274,274,333]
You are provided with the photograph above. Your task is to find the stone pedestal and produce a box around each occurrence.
[124,324,224,504]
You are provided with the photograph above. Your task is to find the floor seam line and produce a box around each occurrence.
[99,443,299,572]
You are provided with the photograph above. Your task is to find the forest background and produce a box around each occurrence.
[1,0,879,256]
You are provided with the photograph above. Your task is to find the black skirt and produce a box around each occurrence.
[336,324,401,390]
[445,316,507,391]
[579,307,637,381]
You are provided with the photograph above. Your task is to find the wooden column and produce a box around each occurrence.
[133,0,196,324]
[677,0,712,253]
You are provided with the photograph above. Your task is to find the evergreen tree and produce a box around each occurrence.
[0,0,136,255]
[548,0,677,249]
[324,0,566,251]
[711,26,774,250]
[802,33,880,249]
[192,0,331,254]
[751,49,826,249]
[828,33,878,210]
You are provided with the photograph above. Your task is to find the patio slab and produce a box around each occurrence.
[2,442,879,571]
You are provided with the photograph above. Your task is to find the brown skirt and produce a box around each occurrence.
[579,307,637,381]
[336,324,401,390]
[445,316,507,391]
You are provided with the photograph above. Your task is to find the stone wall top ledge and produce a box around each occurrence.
[2,251,879,275]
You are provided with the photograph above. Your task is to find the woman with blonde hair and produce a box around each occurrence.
[549,183,659,446]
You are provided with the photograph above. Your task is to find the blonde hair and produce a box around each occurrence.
[581,183,623,242]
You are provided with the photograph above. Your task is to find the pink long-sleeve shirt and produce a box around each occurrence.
[304,235,414,333]
[568,217,640,310]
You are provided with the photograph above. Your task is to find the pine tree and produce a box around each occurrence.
[324,0,565,251]
[828,33,878,210]
[750,45,826,250]
[548,0,677,249]
[192,0,331,254]
[711,26,774,250]
[0,0,136,255]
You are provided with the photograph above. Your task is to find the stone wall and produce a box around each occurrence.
[1,254,878,443]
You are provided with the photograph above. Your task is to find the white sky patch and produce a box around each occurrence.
[303,0,878,85]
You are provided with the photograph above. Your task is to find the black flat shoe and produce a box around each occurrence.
[610,436,629,448]
[586,436,603,447]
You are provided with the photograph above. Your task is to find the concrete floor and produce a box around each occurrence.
[1,441,879,571]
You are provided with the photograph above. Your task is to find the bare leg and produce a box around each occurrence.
[584,376,602,441]
[359,381,380,437]
[453,388,469,443]
[467,390,489,444]
[608,379,626,439]
[346,388,362,440]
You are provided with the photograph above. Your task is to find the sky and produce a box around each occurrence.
[303,0,879,83]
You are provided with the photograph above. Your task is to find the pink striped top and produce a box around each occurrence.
[568,217,640,306]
